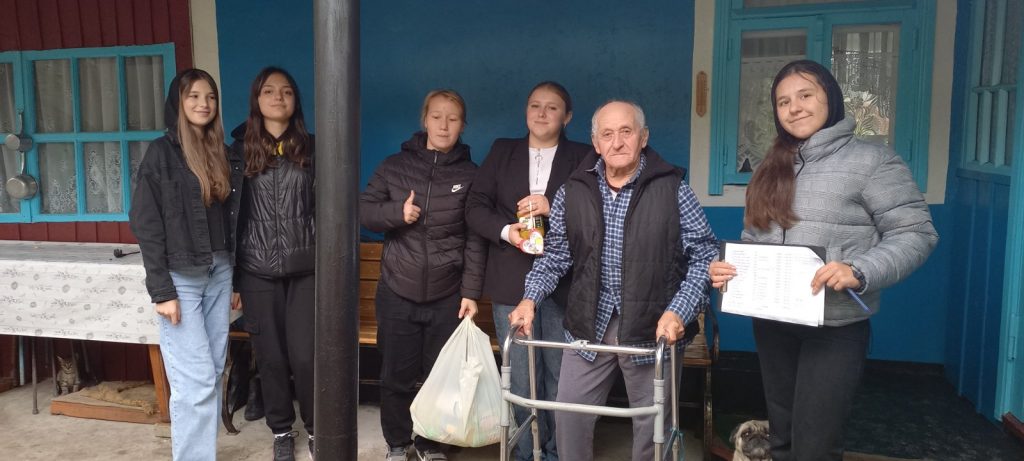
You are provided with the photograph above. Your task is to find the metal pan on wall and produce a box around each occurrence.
[4,133,37,200]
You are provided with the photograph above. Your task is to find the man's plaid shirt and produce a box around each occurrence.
[523,154,718,364]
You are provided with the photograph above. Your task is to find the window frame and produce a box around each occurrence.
[959,0,1020,175]
[0,51,29,222]
[709,0,935,194]
[0,43,175,224]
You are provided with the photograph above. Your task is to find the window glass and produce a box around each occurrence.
[83,141,123,213]
[126,56,165,131]
[744,0,859,7]
[966,0,1022,170]
[832,24,900,146]
[39,143,77,214]
[34,60,73,133]
[0,62,20,214]
[981,0,1022,86]
[737,29,807,172]
[79,57,120,132]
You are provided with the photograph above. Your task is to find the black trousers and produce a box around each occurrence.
[752,318,870,461]
[238,270,316,435]
[375,281,461,451]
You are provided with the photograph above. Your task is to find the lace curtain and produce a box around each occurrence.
[736,30,807,172]
[832,25,899,146]
[32,56,164,215]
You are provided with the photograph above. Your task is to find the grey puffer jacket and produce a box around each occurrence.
[741,117,938,326]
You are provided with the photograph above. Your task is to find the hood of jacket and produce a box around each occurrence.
[230,121,247,141]
[163,73,185,142]
[799,117,856,163]
[400,131,471,166]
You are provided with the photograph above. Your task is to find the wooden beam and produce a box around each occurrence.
[148,345,170,423]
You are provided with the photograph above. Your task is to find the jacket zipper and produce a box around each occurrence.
[420,151,438,301]
[616,179,641,347]
[274,166,282,271]
[782,150,808,245]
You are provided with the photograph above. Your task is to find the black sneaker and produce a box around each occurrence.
[273,431,298,461]
[385,444,410,461]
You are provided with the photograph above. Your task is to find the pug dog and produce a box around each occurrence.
[730,419,771,461]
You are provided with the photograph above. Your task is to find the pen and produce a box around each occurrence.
[845,288,870,313]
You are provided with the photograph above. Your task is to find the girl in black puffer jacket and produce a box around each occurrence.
[360,89,485,461]
[229,67,315,461]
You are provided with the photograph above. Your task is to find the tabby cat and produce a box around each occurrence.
[56,355,81,395]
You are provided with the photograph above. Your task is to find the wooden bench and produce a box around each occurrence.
[357,242,498,348]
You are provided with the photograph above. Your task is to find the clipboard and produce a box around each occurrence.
[715,240,827,326]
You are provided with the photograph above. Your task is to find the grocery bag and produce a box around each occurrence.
[410,316,502,447]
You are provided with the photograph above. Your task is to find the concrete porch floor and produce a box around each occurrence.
[0,379,704,460]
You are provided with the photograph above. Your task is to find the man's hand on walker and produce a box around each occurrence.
[656,311,685,345]
[508,299,537,336]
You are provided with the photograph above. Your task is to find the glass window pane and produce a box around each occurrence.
[126,56,165,131]
[1,62,20,213]
[128,141,150,194]
[737,29,807,173]
[34,59,73,133]
[980,0,1023,86]
[79,57,120,132]
[83,141,123,213]
[0,62,14,133]
[744,0,860,7]
[832,24,900,146]
[39,143,77,214]
[1003,0,1021,85]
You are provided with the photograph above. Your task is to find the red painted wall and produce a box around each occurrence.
[0,0,193,244]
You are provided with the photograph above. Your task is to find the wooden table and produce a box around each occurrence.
[0,240,170,424]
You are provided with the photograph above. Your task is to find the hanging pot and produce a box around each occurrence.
[5,149,38,200]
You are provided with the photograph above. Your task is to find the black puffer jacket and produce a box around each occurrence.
[129,73,243,303]
[229,124,315,278]
[360,132,486,303]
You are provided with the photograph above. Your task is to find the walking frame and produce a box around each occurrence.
[499,323,684,461]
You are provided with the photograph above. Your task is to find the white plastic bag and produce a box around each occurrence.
[410,316,502,447]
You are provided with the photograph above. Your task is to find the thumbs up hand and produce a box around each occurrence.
[403,190,421,224]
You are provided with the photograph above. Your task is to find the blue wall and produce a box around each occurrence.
[216,0,695,182]
[216,0,957,365]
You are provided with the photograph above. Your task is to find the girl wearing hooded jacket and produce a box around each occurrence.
[360,89,486,461]
[709,60,938,460]
[229,67,316,461]
[129,68,243,461]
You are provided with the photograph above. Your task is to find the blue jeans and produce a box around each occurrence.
[160,251,233,461]
[493,298,564,461]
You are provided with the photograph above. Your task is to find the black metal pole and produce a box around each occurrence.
[313,0,360,459]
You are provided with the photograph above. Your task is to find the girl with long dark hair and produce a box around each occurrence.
[709,60,938,460]
[229,66,316,461]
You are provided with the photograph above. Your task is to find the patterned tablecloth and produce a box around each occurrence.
[0,240,158,344]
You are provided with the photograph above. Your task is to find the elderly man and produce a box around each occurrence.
[508,100,718,460]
